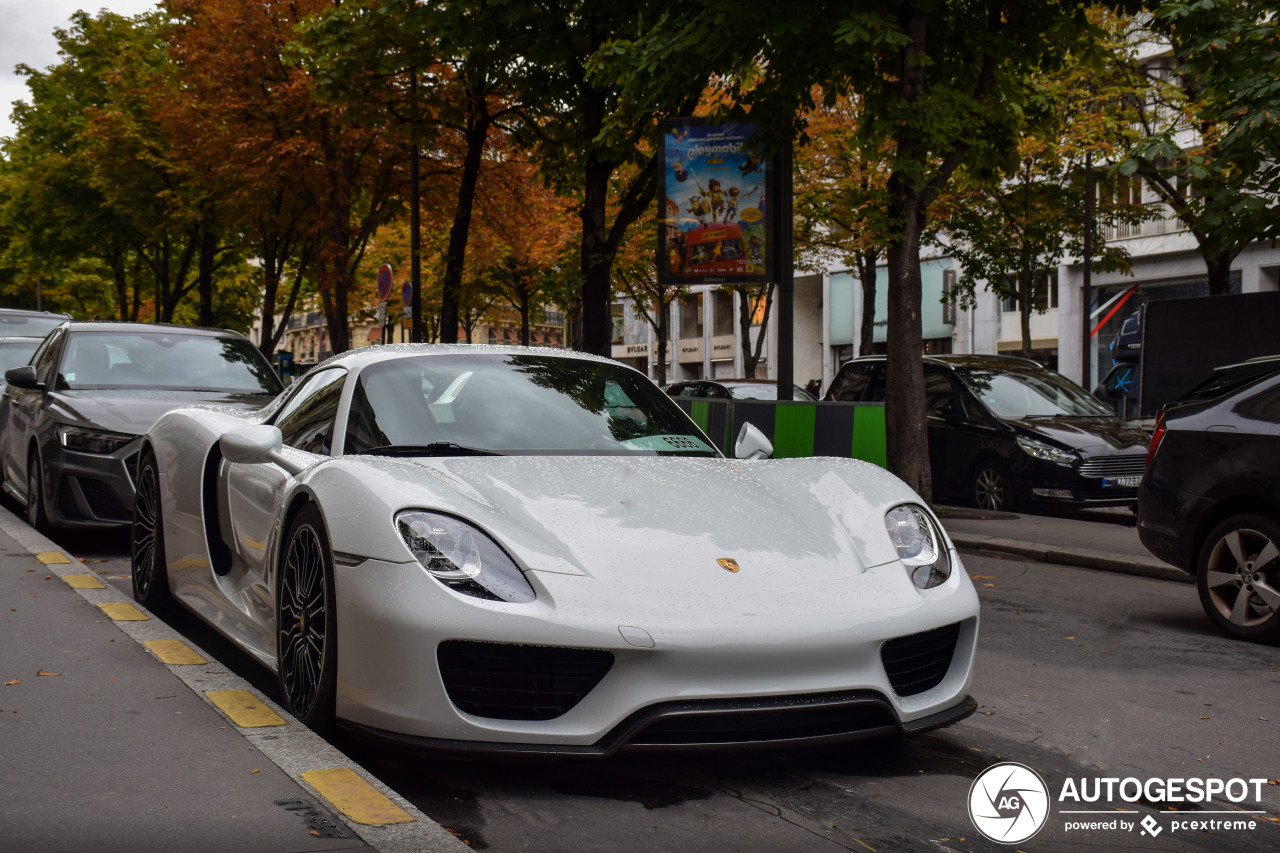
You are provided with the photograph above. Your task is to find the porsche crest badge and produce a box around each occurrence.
[716,558,740,573]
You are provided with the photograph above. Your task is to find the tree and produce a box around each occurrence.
[613,212,682,385]
[1117,2,1280,295]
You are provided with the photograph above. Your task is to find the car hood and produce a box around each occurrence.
[1007,415,1149,455]
[50,390,272,436]
[310,455,924,592]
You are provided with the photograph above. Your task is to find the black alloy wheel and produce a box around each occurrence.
[131,449,174,611]
[971,460,1015,513]
[277,503,337,730]
[25,449,47,531]
[1196,514,1280,644]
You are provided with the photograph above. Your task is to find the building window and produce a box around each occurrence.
[1001,270,1059,313]
[680,293,704,339]
[610,303,625,345]
[713,289,733,336]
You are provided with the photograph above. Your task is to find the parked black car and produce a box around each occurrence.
[0,322,283,530]
[666,378,817,402]
[1138,364,1280,643]
[825,354,1149,511]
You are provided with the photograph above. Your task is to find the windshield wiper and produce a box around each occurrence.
[357,442,502,457]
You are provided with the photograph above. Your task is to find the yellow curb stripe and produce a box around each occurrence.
[97,602,147,621]
[143,639,207,665]
[62,574,106,590]
[205,690,286,727]
[37,551,72,564]
[300,768,414,826]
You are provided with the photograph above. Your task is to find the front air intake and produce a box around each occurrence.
[880,622,961,697]
[437,641,614,721]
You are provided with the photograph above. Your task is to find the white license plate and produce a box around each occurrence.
[1105,476,1141,488]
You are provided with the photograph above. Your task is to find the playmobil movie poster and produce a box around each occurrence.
[659,120,770,285]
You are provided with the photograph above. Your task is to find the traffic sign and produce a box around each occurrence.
[376,263,394,301]
[402,281,412,306]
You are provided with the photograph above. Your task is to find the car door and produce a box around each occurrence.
[221,366,348,582]
[1,328,64,490]
[925,366,982,498]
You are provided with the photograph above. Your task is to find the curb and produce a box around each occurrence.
[0,506,466,853]
[950,533,1193,584]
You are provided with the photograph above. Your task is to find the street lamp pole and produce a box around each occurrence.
[1081,150,1093,387]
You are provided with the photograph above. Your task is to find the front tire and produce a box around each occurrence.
[1196,514,1280,644]
[131,449,174,612]
[25,449,47,531]
[971,459,1015,512]
[277,503,337,730]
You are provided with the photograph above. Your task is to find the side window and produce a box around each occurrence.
[31,329,64,386]
[924,367,958,418]
[864,365,888,403]
[273,367,347,455]
[1232,382,1280,424]
[828,363,877,402]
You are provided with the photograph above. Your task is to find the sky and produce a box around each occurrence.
[0,1,159,141]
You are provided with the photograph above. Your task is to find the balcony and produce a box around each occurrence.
[1105,204,1183,240]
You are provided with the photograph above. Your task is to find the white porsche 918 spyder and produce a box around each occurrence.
[133,345,979,755]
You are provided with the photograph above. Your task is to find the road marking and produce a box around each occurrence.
[96,602,147,621]
[36,551,72,564]
[143,639,207,665]
[62,574,105,589]
[206,690,286,727]
[300,768,415,826]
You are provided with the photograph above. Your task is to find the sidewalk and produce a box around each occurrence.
[0,506,463,853]
[936,505,1191,583]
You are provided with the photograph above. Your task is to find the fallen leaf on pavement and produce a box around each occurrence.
[1200,716,1211,720]
[969,574,996,580]
[36,671,59,677]
[4,680,18,686]
[1268,779,1278,786]
[25,569,33,573]
[982,583,995,587]
[44,575,50,580]
[1066,636,1076,640]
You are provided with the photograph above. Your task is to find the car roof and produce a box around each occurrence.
[60,321,248,339]
[0,336,43,345]
[841,353,1044,370]
[309,343,622,373]
[0,308,71,319]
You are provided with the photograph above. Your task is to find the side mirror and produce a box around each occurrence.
[220,425,304,475]
[5,366,44,391]
[734,421,773,460]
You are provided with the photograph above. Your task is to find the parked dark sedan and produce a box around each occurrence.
[1138,367,1280,643]
[666,378,817,402]
[825,354,1149,511]
[0,322,282,530]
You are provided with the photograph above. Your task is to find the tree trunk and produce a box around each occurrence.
[885,203,930,501]
[519,287,530,346]
[858,248,878,354]
[656,298,669,385]
[1204,250,1234,296]
[440,101,492,344]
[1019,271,1033,361]
[197,226,217,328]
[580,156,612,357]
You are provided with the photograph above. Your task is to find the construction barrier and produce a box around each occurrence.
[673,398,886,467]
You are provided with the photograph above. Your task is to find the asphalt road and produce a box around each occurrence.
[38,519,1280,853]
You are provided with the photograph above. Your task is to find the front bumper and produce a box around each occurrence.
[331,552,980,752]
[40,436,141,529]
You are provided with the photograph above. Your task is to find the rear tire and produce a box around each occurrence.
[1196,513,1280,644]
[971,459,1015,513]
[276,503,337,731]
[131,449,174,613]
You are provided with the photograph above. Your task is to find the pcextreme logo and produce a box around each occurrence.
[967,761,1274,844]
[968,762,1051,844]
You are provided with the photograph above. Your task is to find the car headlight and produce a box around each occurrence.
[395,510,535,603]
[1016,436,1076,466]
[57,425,136,454]
[884,504,952,590]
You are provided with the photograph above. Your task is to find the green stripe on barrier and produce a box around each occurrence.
[689,400,710,431]
[772,404,816,458]
[851,405,886,467]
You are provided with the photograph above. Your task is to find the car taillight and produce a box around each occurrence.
[1146,408,1167,468]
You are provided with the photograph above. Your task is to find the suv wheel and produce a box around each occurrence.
[1196,513,1280,643]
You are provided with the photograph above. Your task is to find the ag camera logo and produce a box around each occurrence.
[969,762,1050,844]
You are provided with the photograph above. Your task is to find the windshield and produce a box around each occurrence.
[345,353,718,457]
[59,331,283,395]
[954,366,1111,418]
[0,340,40,373]
[0,314,65,338]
